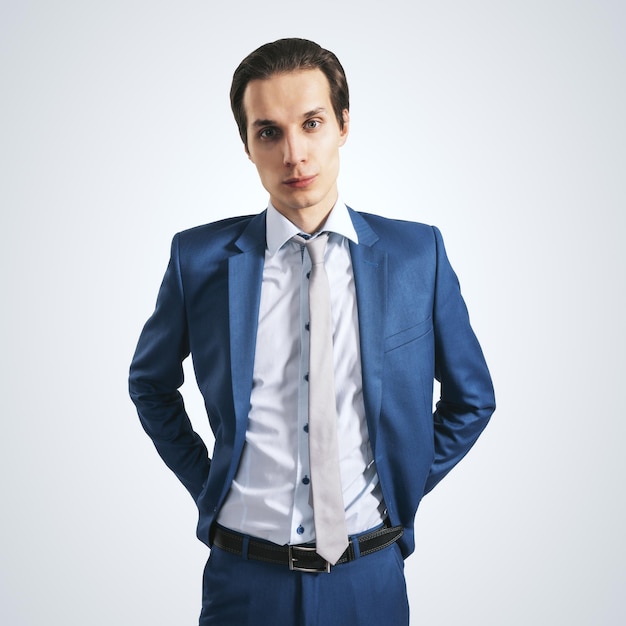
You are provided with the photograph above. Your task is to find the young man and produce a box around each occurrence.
[129,38,495,625]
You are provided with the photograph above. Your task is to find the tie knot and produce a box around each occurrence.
[305,233,329,265]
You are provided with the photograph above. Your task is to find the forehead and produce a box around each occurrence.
[243,69,333,124]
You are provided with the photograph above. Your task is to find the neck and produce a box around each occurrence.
[291,210,331,235]
[272,194,338,235]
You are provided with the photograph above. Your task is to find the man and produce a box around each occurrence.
[129,38,495,625]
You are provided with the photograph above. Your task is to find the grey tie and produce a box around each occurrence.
[299,233,348,565]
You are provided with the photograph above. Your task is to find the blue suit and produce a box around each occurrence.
[129,208,495,560]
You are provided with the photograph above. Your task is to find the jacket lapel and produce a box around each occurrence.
[228,212,266,443]
[348,209,387,447]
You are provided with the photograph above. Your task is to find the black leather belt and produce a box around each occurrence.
[211,520,403,573]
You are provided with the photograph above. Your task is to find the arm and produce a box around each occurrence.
[128,234,210,501]
[424,226,495,493]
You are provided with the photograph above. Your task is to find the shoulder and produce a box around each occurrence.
[177,214,257,243]
[172,212,265,257]
[349,207,441,251]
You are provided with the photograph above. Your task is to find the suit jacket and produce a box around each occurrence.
[129,208,495,558]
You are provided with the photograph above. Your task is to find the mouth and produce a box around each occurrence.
[283,175,317,189]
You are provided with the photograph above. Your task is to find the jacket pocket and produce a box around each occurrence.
[384,317,433,353]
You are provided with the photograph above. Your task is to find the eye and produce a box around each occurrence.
[304,119,320,130]
[259,127,279,140]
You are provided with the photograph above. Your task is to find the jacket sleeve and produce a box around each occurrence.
[424,226,495,493]
[128,234,210,501]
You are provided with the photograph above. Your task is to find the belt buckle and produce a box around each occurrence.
[288,545,331,573]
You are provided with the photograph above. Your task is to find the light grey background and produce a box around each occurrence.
[1,1,624,624]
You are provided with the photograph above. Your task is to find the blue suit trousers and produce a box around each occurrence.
[199,539,409,625]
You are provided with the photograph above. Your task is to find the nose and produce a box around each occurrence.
[283,130,306,166]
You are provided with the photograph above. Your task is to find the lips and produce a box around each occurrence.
[283,175,317,189]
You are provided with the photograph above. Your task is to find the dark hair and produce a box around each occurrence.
[230,38,349,147]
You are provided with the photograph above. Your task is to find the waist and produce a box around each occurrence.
[211,519,404,573]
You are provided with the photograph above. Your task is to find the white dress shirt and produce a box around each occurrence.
[217,200,385,545]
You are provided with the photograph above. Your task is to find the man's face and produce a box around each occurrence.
[243,69,349,230]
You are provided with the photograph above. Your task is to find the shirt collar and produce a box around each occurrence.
[265,198,359,256]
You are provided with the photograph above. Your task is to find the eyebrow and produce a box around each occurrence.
[303,107,327,118]
[251,107,328,128]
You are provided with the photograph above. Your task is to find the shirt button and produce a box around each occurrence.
[304,373,309,382]
[303,423,309,433]
[306,271,311,279]
[305,322,310,331]
[302,475,310,485]
[297,525,305,535]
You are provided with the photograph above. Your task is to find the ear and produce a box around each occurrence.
[339,109,350,146]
